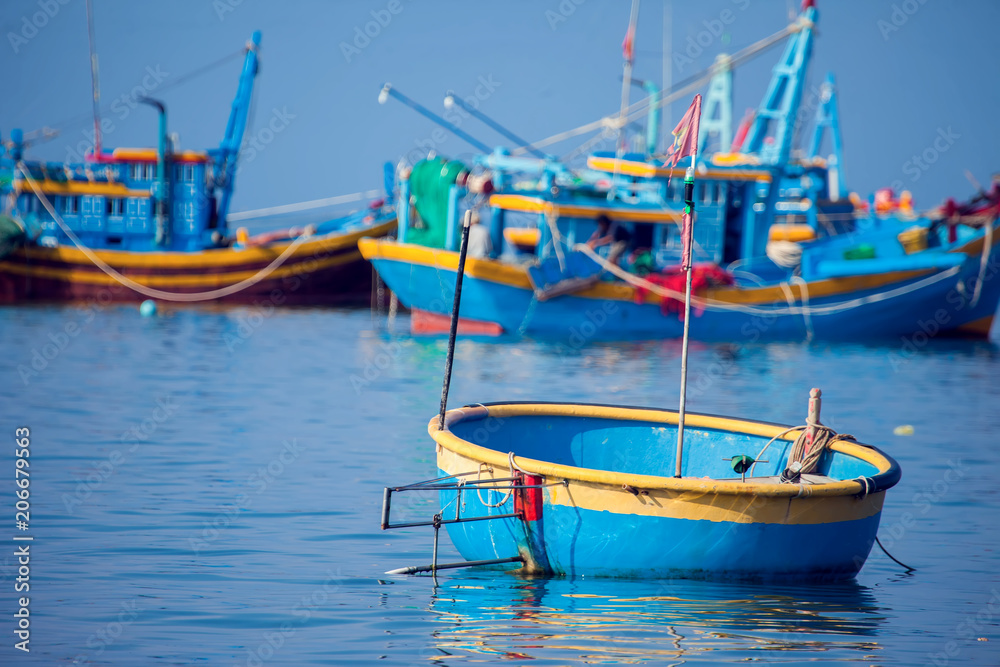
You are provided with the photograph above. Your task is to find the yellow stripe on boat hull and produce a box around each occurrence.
[0,251,361,288]
[358,238,941,306]
[437,444,884,526]
[15,219,395,270]
[430,404,892,525]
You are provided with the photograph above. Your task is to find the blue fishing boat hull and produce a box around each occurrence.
[430,403,901,581]
[360,222,1000,340]
[442,496,881,580]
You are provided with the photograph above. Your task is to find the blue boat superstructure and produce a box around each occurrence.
[3,32,263,254]
[428,402,900,581]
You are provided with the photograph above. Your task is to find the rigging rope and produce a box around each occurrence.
[573,241,963,317]
[21,48,247,142]
[512,17,802,156]
[969,216,994,307]
[227,189,383,222]
[16,163,312,302]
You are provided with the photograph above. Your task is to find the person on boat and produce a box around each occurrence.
[587,215,632,267]
[466,209,492,258]
[587,214,630,249]
[874,188,899,215]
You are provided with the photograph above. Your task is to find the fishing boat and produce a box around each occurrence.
[361,2,999,340]
[405,399,899,581]
[0,31,395,305]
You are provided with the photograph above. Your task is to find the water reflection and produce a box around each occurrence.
[414,573,886,664]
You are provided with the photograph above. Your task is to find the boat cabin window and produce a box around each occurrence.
[666,179,679,202]
[129,163,141,180]
[105,197,124,217]
[176,164,195,182]
[144,163,156,180]
[62,196,79,215]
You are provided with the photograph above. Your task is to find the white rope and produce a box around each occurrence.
[790,275,814,341]
[765,240,803,269]
[574,241,962,317]
[226,189,382,222]
[544,209,567,272]
[475,463,513,508]
[853,476,873,498]
[748,425,806,477]
[16,163,312,302]
[969,218,994,308]
[508,451,529,475]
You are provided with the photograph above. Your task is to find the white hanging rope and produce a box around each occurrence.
[227,189,382,222]
[16,163,313,302]
[969,218,994,307]
[573,241,963,317]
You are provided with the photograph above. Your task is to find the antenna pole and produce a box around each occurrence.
[611,0,641,197]
[85,0,102,158]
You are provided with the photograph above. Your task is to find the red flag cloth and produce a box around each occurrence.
[664,94,702,172]
[681,208,694,268]
[663,95,703,269]
[622,26,635,64]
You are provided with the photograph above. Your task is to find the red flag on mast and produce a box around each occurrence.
[663,95,703,268]
[664,94,702,174]
[622,26,635,64]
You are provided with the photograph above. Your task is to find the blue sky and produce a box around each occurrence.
[2,0,998,220]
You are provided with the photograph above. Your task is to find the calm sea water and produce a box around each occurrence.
[1,304,999,666]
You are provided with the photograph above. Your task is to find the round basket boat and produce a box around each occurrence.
[429,402,900,581]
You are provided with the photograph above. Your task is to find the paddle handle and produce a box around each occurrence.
[805,388,822,454]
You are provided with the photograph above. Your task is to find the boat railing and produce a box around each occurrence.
[379,469,566,575]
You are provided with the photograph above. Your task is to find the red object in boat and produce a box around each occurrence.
[633,264,734,319]
[514,473,544,522]
[410,308,504,336]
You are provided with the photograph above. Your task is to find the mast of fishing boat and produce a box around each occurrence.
[215,31,262,225]
[673,96,703,479]
[674,163,696,477]
[85,0,102,158]
[611,0,641,197]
